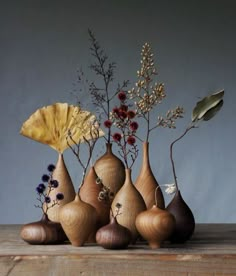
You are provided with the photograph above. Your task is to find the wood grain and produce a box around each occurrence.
[0,224,236,275]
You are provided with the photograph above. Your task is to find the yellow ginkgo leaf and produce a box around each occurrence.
[20,103,104,153]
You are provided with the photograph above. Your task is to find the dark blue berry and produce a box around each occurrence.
[41,174,50,182]
[50,179,59,188]
[45,196,51,203]
[36,186,44,194]
[47,164,55,172]
[56,193,64,200]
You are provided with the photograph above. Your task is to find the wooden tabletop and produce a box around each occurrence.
[0,224,236,276]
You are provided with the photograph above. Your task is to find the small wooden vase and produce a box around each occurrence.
[135,205,175,249]
[79,166,110,242]
[20,214,67,245]
[96,216,131,249]
[166,189,195,243]
[45,153,76,223]
[94,143,125,194]
[111,169,146,243]
[59,194,97,246]
[135,142,165,209]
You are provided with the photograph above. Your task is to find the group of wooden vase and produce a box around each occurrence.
[21,142,195,249]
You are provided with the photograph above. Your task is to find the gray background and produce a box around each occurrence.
[0,0,235,224]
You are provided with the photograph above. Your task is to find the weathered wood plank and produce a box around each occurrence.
[0,224,236,275]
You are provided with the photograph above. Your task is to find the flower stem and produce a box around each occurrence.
[170,124,196,190]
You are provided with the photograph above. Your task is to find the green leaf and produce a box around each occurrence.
[192,90,224,122]
[202,99,224,121]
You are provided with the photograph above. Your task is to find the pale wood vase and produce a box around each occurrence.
[166,189,195,243]
[135,205,175,249]
[59,194,97,246]
[111,169,146,243]
[20,214,67,245]
[96,216,131,249]
[79,166,110,242]
[135,142,165,209]
[45,153,76,223]
[94,143,125,194]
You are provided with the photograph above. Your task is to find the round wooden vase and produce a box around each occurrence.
[135,142,165,209]
[20,214,67,245]
[111,169,146,243]
[79,166,110,242]
[59,194,97,246]
[135,205,175,249]
[45,153,76,223]
[94,143,125,194]
[96,216,131,249]
[166,189,195,243]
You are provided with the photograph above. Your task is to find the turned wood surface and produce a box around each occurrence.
[0,224,236,275]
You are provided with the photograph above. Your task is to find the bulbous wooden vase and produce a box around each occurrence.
[96,216,131,249]
[20,214,67,245]
[135,142,165,209]
[135,205,175,249]
[94,143,125,194]
[59,194,97,246]
[80,166,110,242]
[166,189,195,243]
[45,153,76,223]
[111,169,146,243]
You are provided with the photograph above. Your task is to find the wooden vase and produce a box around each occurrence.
[166,189,195,243]
[96,216,131,249]
[135,142,165,209]
[20,214,67,245]
[79,166,110,242]
[45,153,76,223]
[135,205,175,249]
[111,168,146,243]
[59,194,97,246]
[94,143,125,194]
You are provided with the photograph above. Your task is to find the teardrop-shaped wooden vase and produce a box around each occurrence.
[136,205,175,249]
[20,214,67,244]
[135,142,165,209]
[59,194,97,246]
[111,169,146,243]
[166,189,195,243]
[80,166,110,242]
[94,143,125,194]
[96,216,131,249]
[45,153,76,223]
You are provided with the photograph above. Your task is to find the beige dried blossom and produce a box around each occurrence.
[128,43,184,141]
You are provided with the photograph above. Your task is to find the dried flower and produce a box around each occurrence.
[34,164,63,215]
[129,121,139,131]
[104,120,112,128]
[47,164,56,172]
[110,91,139,169]
[56,193,64,200]
[128,43,183,141]
[118,91,127,101]
[112,132,122,142]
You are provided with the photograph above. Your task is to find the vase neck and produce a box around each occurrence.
[142,142,150,167]
[124,168,132,185]
[106,143,113,154]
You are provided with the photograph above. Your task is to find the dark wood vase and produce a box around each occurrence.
[96,216,131,249]
[20,214,67,244]
[94,143,125,195]
[79,166,110,242]
[166,189,195,243]
[135,142,165,209]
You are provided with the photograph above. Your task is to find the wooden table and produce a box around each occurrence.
[0,224,236,276]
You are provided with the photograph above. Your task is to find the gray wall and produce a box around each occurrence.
[1,0,235,223]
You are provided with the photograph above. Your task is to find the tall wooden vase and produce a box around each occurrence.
[111,168,146,243]
[166,189,195,243]
[94,143,125,194]
[45,153,76,223]
[79,166,111,242]
[135,142,165,209]
[59,194,97,246]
